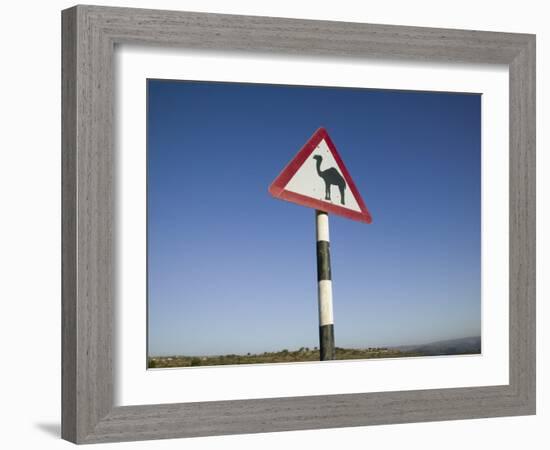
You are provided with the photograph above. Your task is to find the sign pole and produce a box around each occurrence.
[315,210,335,360]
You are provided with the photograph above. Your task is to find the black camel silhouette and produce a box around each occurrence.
[312,155,346,205]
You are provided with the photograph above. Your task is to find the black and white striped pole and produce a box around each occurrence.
[316,210,335,361]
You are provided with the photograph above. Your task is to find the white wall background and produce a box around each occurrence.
[0,1,546,448]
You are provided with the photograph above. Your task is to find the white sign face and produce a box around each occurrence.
[285,139,362,212]
[269,128,372,223]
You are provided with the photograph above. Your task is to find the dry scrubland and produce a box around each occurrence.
[148,337,482,368]
[148,347,421,368]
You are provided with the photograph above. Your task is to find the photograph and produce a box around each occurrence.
[146,79,482,369]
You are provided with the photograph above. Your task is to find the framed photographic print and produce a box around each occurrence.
[62,4,535,444]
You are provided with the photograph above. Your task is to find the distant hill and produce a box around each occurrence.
[392,336,481,356]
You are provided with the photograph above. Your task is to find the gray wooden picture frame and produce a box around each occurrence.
[61,4,536,444]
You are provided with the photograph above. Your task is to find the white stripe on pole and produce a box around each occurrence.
[318,280,334,326]
[316,211,330,242]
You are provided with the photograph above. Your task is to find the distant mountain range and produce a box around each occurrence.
[391,336,481,356]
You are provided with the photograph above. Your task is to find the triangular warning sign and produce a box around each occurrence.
[269,128,372,223]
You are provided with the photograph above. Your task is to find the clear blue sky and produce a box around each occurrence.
[147,79,481,357]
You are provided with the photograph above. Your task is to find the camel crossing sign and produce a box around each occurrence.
[269,127,372,223]
[269,127,372,360]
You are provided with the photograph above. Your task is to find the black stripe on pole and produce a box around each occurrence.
[316,241,332,281]
[319,324,335,361]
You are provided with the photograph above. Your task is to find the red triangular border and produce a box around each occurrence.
[269,127,372,223]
